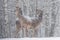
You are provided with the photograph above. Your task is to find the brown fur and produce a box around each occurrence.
[15,4,43,37]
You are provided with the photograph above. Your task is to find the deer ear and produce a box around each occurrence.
[39,10,43,17]
[19,8,22,15]
[36,9,42,17]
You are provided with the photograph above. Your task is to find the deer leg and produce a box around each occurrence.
[26,27,28,37]
[32,30,34,37]
[32,27,38,37]
[15,20,21,38]
[21,26,24,37]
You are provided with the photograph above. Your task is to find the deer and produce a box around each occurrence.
[15,7,43,37]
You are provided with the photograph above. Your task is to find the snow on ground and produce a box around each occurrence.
[0,37,60,40]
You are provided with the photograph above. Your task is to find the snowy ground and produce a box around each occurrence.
[0,37,60,40]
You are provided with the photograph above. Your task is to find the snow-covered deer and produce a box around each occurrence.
[15,7,43,37]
